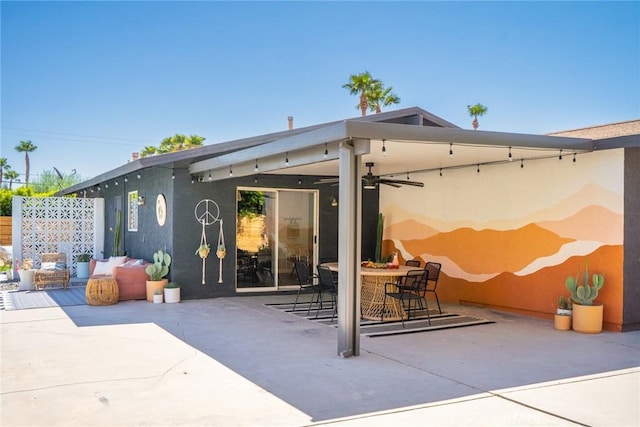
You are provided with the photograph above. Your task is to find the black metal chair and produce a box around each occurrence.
[316,265,338,322]
[424,262,442,314]
[405,259,421,268]
[292,260,320,314]
[382,269,430,327]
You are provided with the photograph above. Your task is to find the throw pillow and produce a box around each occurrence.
[41,262,57,270]
[92,261,111,276]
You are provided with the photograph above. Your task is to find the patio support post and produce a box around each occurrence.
[337,140,363,357]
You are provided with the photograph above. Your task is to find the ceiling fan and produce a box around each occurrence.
[315,162,424,189]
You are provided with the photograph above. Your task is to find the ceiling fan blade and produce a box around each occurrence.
[314,178,339,185]
[378,178,425,188]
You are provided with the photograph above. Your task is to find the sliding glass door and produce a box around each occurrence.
[236,188,317,291]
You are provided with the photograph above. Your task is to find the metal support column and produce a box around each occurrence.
[337,140,364,357]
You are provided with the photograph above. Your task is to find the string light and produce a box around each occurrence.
[559,149,563,160]
[573,153,577,164]
[449,143,453,159]
[191,176,195,184]
[105,183,109,189]
[124,176,128,182]
[229,165,233,177]
[285,152,289,167]
[114,180,118,186]
[137,172,141,179]
[477,164,480,173]
[382,139,387,156]
[439,168,443,177]
[323,144,328,160]
[208,171,212,181]
[508,146,513,161]
[521,159,524,169]
[297,177,302,185]
[254,159,259,172]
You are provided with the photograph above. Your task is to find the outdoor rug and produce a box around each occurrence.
[1,286,87,310]
[266,301,495,337]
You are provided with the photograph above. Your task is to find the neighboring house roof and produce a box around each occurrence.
[548,119,640,150]
[547,119,640,139]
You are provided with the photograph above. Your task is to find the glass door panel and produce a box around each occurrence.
[236,189,276,289]
[277,191,316,288]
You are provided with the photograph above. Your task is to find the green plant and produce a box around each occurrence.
[557,296,572,311]
[375,213,384,263]
[153,288,163,295]
[110,210,122,257]
[165,282,179,289]
[145,249,172,281]
[565,261,605,306]
[74,253,92,262]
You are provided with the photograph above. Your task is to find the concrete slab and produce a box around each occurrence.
[1,296,639,426]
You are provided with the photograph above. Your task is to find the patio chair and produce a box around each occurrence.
[382,269,430,327]
[34,253,70,290]
[405,259,421,267]
[316,265,338,322]
[424,262,442,314]
[292,260,320,314]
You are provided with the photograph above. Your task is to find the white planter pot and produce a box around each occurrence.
[153,294,163,304]
[18,269,35,291]
[556,308,572,316]
[76,262,90,279]
[164,287,180,304]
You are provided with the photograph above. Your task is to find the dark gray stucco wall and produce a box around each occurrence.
[623,147,640,331]
[98,167,174,263]
[170,171,379,300]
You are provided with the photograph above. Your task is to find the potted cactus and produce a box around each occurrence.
[565,261,605,333]
[554,296,572,330]
[145,249,172,302]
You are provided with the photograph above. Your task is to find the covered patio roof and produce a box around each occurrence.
[188,119,595,182]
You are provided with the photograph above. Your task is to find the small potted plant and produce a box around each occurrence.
[153,288,163,304]
[554,296,572,330]
[75,253,92,279]
[565,261,605,333]
[196,243,210,259]
[164,282,180,303]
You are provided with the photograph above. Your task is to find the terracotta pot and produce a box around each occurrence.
[146,279,168,302]
[572,304,603,334]
[554,314,571,331]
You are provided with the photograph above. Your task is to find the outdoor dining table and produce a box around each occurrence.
[323,262,416,321]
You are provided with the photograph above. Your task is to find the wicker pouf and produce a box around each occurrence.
[86,277,119,306]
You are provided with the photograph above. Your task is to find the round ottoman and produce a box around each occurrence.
[86,277,119,306]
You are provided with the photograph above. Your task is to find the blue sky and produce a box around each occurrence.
[1,1,638,182]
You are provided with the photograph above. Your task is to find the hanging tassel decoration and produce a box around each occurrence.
[216,219,226,284]
[197,220,210,284]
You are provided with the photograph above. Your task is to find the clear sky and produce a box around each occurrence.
[1,1,638,183]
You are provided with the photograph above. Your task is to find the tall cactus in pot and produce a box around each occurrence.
[565,261,604,306]
[146,249,172,281]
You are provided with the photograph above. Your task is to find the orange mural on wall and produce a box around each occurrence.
[380,152,625,331]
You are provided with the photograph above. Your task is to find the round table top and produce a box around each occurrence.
[322,262,417,276]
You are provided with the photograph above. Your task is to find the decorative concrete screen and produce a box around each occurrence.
[12,197,105,277]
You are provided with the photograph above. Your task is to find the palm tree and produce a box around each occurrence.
[343,71,379,116]
[0,158,9,188]
[15,140,37,186]
[368,81,401,113]
[140,146,157,158]
[4,170,19,190]
[142,134,206,157]
[467,103,489,130]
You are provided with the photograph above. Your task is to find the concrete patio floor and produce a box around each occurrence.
[1,294,639,426]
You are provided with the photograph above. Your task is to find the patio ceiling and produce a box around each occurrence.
[188,120,594,182]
